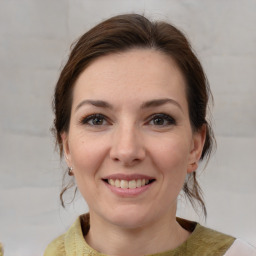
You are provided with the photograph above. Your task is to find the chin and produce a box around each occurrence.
[102,206,155,230]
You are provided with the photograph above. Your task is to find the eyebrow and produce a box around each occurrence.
[140,98,183,111]
[75,98,183,112]
[75,100,113,112]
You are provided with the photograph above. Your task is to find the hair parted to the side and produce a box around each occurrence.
[52,13,215,216]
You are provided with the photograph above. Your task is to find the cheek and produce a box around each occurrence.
[68,132,108,177]
[68,134,108,203]
[150,135,191,171]
[152,138,190,197]
[149,135,191,193]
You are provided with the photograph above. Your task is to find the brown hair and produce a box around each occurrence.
[53,14,215,216]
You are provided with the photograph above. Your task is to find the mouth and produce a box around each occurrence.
[103,178,156,189]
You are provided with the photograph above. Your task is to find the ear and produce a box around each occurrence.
[61,132,72,167]
[187,125,206,173]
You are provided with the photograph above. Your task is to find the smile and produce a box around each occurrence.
[107,179,152,189]
[102,175,155,196]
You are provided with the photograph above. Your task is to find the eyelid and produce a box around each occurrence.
[146,113,176,126]
[78,112,176,127]
[79,113,110,126]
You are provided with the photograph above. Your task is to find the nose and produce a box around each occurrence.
[110,124,146,166]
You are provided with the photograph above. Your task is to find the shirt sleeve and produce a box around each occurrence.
[224,238,256,256]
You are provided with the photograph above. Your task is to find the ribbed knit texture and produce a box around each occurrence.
[44,214,235,256]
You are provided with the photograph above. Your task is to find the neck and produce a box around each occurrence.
[85,210,190,256]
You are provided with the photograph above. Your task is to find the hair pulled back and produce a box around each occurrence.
[53,14,214,216]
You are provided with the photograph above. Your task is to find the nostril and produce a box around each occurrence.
[113,157,120,162]
[109,141,146,165]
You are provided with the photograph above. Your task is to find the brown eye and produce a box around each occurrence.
[149,114,176,126]
[152,117,165,125]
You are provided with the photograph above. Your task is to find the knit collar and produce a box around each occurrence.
[63,213,234,256]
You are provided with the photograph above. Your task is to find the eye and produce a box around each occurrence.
[80,114,108,126]
[148,113,176,126]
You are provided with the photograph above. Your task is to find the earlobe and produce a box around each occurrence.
[61,132,72,166]
[187,162,198,173]
[188,125,206,173]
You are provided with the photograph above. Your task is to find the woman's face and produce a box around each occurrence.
[62,49,205,229]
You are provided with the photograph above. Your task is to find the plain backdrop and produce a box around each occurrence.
[0,0,255,255]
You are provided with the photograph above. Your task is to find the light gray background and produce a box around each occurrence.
[0,0,255,255]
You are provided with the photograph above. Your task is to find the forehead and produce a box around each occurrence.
[73,49,187,108]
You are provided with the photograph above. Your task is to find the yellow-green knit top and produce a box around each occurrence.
[0,243,3,256]
[44,214,235,256]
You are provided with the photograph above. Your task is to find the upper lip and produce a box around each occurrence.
[102,173,155,181]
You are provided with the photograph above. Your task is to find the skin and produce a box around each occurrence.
[62,49,206,255]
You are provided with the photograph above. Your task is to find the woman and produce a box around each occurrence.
[44,14,255,255]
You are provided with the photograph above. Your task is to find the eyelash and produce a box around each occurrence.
[79,113,176,127]
[147,113,176,126]
[80,114,109,126]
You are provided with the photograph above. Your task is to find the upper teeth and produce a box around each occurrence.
[108,179,150,189]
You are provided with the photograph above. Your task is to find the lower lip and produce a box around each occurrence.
[104,182,153,197]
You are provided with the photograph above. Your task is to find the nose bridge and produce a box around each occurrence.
[110,121,145,165]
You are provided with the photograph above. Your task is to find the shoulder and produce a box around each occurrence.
[177,218,236,255]
[188,223,235,255]
[224,238,256,256]
[43,214,90,256]
[43,234,65,256]
[187,222,256,256]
